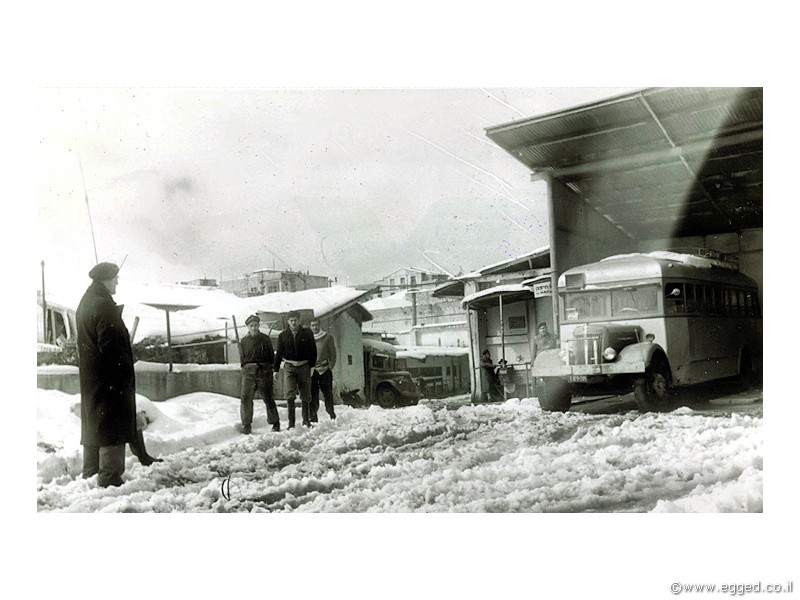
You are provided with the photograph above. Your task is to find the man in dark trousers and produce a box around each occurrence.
[274,310,317,428]
[309,317,337,421]
[77,261,159,487]
[239,314,280,434]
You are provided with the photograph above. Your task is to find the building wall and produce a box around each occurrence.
[364,291,467,341]
[220,270,330,297]
[329,309,367,403]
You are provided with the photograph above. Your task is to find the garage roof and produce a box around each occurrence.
[485,87,762,240]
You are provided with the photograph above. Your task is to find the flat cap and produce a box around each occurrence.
[245,314,260,325]
[89,262,120,281]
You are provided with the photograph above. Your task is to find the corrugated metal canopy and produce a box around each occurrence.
[486,87,762,239]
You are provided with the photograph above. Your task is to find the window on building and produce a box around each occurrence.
[410,276,416,285]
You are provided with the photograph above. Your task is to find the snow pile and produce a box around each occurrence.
[36,388,762,513]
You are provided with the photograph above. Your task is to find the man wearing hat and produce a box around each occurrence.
[273,310,317,428]
[77,262,150,487]
[532,321,558,359]
[239,314,279,434]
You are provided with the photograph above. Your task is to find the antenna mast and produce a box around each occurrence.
[77,151,99,264]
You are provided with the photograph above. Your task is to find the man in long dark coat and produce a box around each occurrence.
[76,262,140,487]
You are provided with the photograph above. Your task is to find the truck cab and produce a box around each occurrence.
[361,338,422,408]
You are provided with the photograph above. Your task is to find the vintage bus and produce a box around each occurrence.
[532,251,762,412]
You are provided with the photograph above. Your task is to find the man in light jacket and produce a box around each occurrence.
[309,317,337,421]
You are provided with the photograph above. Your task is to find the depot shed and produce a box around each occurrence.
[485,87,763,340]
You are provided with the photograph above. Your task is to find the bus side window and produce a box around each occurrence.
[744,290,757,316]
[665,282,684,314]
[737,289,746,315]
[712,286,723,315]
[686,284,700,313]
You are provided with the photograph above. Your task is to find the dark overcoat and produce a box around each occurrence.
[76,281,137,447]
[273,326,317,371]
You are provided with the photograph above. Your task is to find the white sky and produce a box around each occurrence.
[37,86,637,292]
[13,2,800,598]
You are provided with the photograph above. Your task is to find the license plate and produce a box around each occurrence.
[569,375,588,383]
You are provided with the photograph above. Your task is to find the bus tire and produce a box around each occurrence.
[376,385,399,409]
[538,378,572,412]
[634,355,671,412]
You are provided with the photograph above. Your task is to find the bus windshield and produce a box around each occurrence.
[564,285,659,322]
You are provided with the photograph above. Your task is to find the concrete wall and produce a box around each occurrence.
[37,368,242,402]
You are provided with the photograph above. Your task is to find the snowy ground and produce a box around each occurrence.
[36,386,762,513]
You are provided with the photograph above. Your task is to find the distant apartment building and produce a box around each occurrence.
[179,278,218,287]
[359,267,467,347]
[220,269,331,297]
[359,267,450,298]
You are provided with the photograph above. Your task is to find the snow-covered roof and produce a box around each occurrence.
[39,282,373,343]
[601,251,738,271]
[464,245,550,278]
[117,281,240,309]
[461,283,533,308]
[395,345,470,360]
[189,285,373,321]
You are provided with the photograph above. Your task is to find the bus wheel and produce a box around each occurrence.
[376,385,399,409]
[538,378,572,412]
[634,357,671,412]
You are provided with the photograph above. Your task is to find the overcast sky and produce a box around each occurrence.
[37,87,638,292]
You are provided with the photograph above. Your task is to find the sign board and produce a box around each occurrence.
[532,280,552,298]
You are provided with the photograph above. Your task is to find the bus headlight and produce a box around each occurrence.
[602,347,617,361]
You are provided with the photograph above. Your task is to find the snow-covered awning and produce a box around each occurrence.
[395,345,470,360]
[461,284,534,309]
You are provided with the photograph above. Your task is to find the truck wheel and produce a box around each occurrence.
[376,385,399,408]
[538,378,572,412]
[634,356,671,412]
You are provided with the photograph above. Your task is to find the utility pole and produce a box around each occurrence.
[41,260,48,343]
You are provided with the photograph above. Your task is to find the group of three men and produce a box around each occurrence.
[76,261,337,488]
[239,310,337,434]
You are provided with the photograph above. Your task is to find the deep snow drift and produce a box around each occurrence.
[36,388,762,513]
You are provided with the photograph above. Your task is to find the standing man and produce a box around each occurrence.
[309,317,337,422]
[532,322,558,359]
[239,314,280,434]
[76,262,139,487]
[273,310,317,428]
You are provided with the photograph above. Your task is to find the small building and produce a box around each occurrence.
[433,246,553,402]
[205,285,376,404]
[371,266,449,297]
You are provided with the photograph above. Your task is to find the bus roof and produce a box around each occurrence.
[559,252,758,290]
